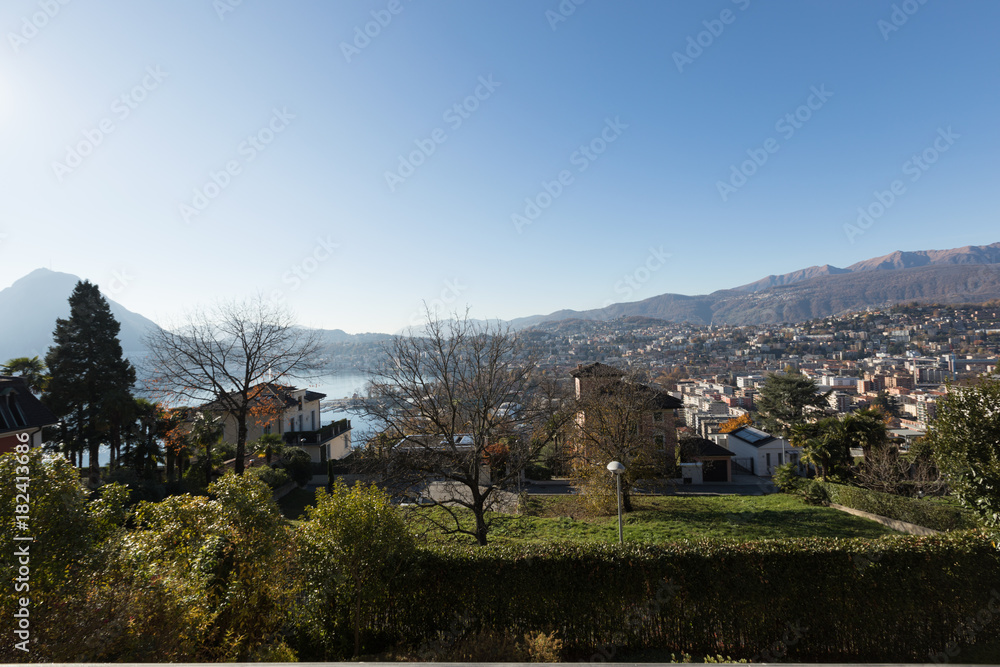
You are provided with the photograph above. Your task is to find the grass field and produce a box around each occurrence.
[481,493,896,544]
[278,487,897,544]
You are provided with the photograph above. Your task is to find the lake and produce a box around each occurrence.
[86,372,375,466]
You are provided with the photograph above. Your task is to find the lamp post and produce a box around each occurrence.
[607,460,625,545]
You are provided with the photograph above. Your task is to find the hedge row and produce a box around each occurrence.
[819,482,975,532]
[369,535,1000,662]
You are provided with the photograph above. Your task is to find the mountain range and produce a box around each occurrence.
[2,242,999,362]
[509,242,1000,328]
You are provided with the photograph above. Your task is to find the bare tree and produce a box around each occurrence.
[142,297,322,474]
[361,311,570,545]
[571,367,679,512]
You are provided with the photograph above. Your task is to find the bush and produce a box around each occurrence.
[771,462,803,493]
[524,463,552,481]
[295,481,415,659]
[250,465,291,490]
[281,447,313,486]
[104,466,166,504]
[820,481,974,532]
[371,535,1000,662]
[801,479,829,505]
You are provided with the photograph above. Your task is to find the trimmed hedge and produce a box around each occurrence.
[820,482,975,532]
[365,535,1000,662]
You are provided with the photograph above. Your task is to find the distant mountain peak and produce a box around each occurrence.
[512,241,1000,329]
[0,268,160,363]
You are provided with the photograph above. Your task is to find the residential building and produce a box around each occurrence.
[0,376,58,454]
[721,426,801,477]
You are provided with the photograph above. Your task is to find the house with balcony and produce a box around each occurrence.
[201,382,352,464]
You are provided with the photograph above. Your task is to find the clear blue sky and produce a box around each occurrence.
[2,0,998,333]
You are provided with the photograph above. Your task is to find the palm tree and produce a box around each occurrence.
[2,356,48,393]
[192,412,225,483]
[253,433,285,465]
[792,417,852,482]
[845,408,889,457]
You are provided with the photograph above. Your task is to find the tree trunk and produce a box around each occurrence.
[473,496,489,546]
[166,448,175,482]
[204,440,213,484]
[235,419,247,475]
[88,436,100,488]
[622,488,634,513]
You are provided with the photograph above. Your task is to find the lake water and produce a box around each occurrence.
[310,372,378,438]
[87,372,375,465]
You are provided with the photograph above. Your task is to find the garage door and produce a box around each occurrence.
[702,460,727,482]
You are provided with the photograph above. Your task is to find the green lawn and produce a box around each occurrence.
[403,493,897,545]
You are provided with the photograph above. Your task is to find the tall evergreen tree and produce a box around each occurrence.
[44,281,136,486]
[755,371,830,438]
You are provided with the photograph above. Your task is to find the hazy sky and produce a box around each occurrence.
[2,0,998,333]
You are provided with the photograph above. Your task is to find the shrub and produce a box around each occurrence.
[250,464,291,490]
[771,462,803,493]
[281,447,313,486]
[820,481,974,532]
[524,463,552,481]
[525,630,563,662]
[372,535,999,662]
[801,479,829,505]
[295,481,415,659]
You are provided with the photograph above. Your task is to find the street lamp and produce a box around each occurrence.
[607,460,625,545]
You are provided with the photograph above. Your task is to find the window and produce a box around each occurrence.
[777,453,783,465]
[654,434,665,449]
[311,410,316,430]
[766,453,771,469]
[264,424,271,435]
[653,411,663,422]
[289,418,294,433]
[298,414,303,431]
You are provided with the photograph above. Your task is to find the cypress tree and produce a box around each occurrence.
[44,280,136,486]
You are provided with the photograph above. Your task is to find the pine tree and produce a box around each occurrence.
[44,280,136,486]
